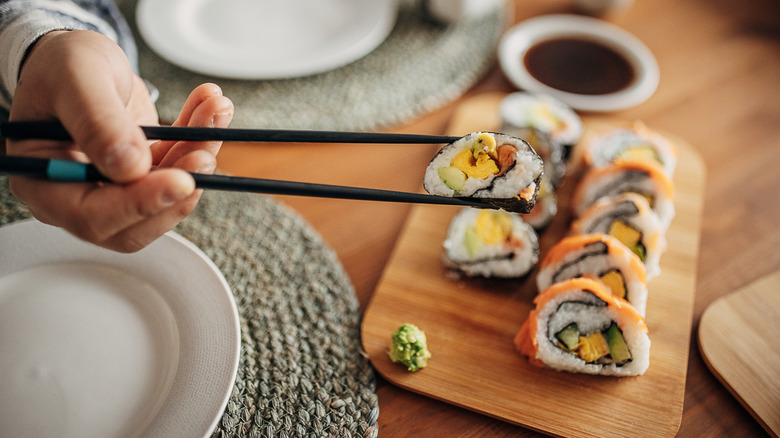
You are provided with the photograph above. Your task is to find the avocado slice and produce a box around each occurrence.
[604,322,631,365]
[438,166,467,192]
[632,242,647,262]
[463,226,484,257]
[555,323,580,351]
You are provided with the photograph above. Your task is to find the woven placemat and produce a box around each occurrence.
[0,177,379,438]
[116,0,508,130]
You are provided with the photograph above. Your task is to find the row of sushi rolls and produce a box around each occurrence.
[423,92,677,377]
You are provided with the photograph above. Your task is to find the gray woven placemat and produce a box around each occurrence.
[0,177,379,438]
[116,0,508,130]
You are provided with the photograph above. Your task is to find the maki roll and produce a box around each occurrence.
[572,160,675,230]
[498,127,561,229]
[536,234,648,316]
[499,92,583,162]
[571,193,666,279]
[443,208,539,278]
[522,175,557,231]
[503,126,566,187]
[514,278,650,376]
[578,122,677,177]
[423,132,544,213]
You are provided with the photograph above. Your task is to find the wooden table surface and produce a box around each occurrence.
[217,0,780,436]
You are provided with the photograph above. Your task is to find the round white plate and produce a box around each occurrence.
[498,14,659,112]
[136,0,399,79]
[0,220,240,438]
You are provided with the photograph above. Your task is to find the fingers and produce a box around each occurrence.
[6,28,234,252]
[95,88,234,252]
[9,79,233,253]
[151,83,234,167]
[174,83,225,127]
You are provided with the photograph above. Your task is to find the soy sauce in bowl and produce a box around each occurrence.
[498,14,659,111]
[523,37,636,96]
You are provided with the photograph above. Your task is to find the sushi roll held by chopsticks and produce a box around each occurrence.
[423,132,544,214]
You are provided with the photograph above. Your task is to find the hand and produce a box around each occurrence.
[6,30,234,252]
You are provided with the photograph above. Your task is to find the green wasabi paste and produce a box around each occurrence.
[388,323,432,372]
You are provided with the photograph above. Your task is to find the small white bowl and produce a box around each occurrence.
[498,14,659,112]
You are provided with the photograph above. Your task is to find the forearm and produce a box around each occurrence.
[0,0,135,111]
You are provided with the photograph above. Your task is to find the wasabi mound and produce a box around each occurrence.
[388,323,431,372]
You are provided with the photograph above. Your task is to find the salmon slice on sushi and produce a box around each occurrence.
[424,132,544,213]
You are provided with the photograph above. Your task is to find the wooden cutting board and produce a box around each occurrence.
[699,271,780,438]
[361,93,706,437]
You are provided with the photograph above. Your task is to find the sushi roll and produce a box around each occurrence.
[503,126,566,187]
[578,122,677,177]
[514,278,650,376]
[571,193,667,279]
[522,175,557,230]
[536,234,649,316]
[423,132,544,213]
[571,160,675,230]
[443,208,539,278]
[499,92,583,162]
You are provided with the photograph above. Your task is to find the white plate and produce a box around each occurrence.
[136,0,399,79]
[0,220,240,438]
[498,14,659,112]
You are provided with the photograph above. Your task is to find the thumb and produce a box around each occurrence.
[49,32,151,182]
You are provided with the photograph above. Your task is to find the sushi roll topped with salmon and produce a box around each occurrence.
[536,233,649,316]
[578,122,677,177]
[571,193,667,279]
[572,160,675,230]
[424,132,544,213]
[515,278,650,376]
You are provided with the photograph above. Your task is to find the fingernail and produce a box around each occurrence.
[198,160,217,174]
[211,110,233,128]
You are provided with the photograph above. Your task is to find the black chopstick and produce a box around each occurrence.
[0,155,492,209]
[0,121,462,144]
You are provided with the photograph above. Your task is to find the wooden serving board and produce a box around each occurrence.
[699,271,780,438]
[361,93,707,437]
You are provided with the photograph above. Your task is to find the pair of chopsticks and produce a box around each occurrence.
[0,121,488,209]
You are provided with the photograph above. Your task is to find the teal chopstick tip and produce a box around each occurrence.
[46,159,88,182]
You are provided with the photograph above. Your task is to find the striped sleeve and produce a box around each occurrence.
[0,0,135,111]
